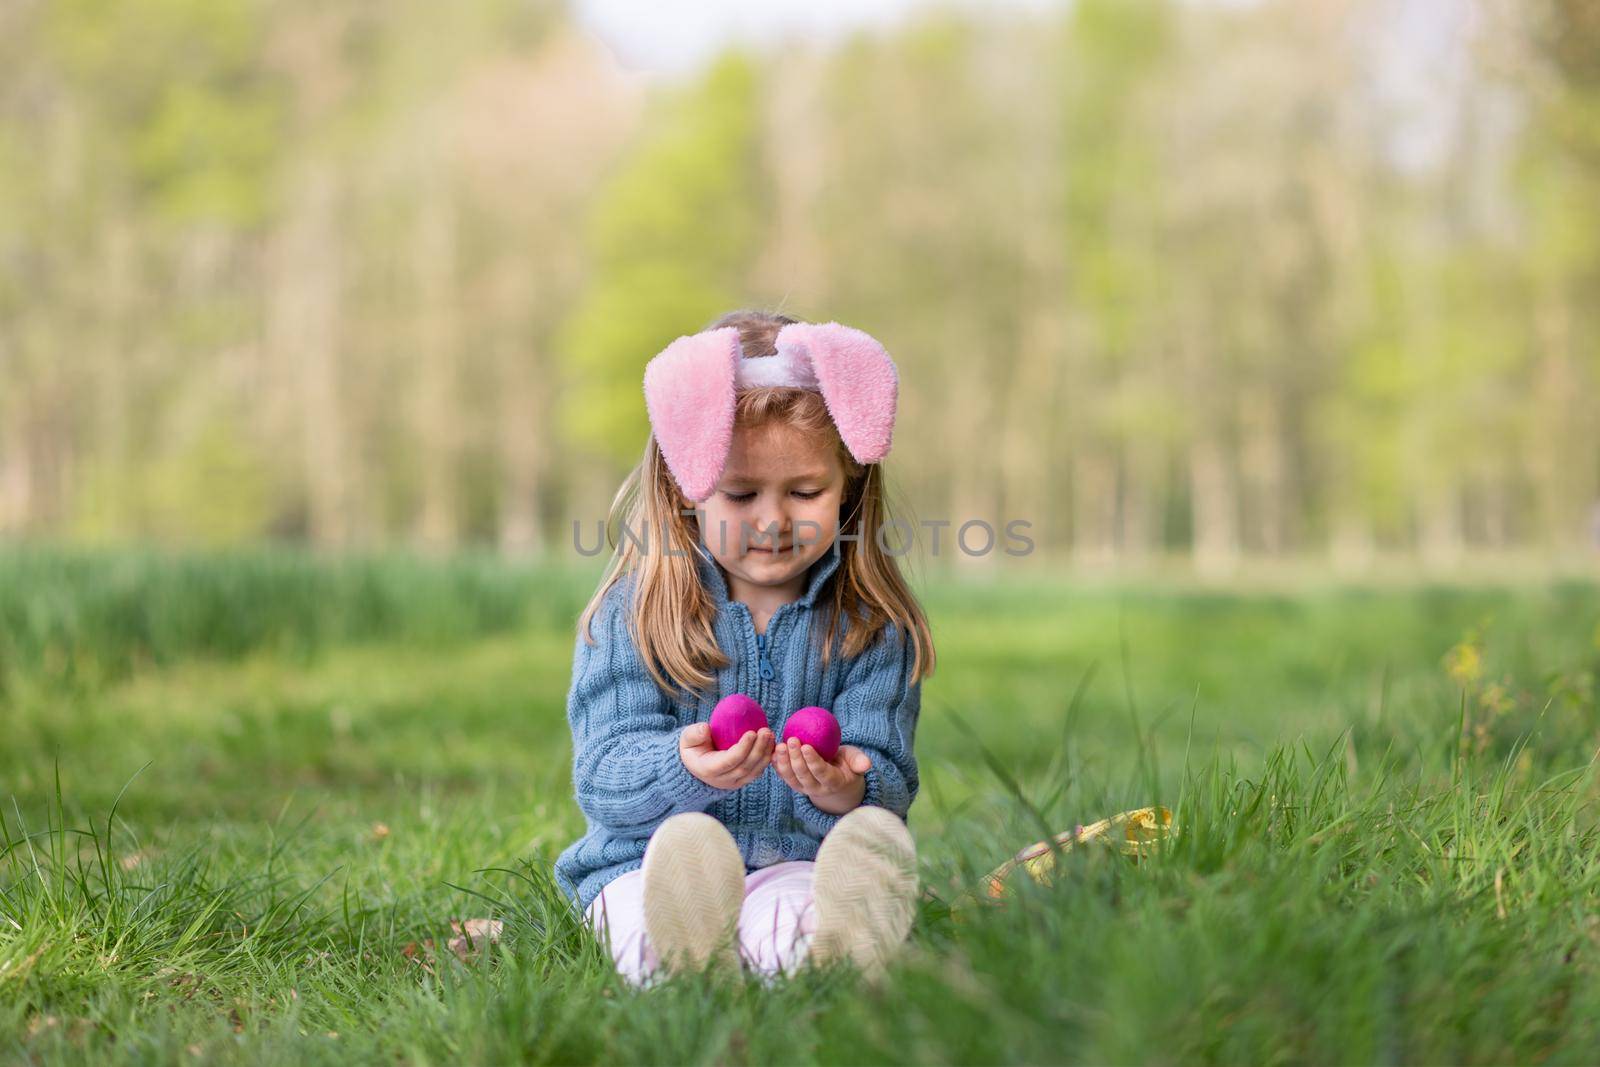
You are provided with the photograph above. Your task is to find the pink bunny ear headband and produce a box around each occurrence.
[642,321,899,503]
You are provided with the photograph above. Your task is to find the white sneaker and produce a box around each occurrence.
[808,805,919,978]
[641,812,746,977]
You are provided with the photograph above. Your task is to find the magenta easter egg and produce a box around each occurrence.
[781,706,841,762]
[709,693,769,750]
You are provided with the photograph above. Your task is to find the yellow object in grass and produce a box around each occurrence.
[975,806,1176,902]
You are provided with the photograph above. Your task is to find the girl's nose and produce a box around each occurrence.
[751,505,790,541]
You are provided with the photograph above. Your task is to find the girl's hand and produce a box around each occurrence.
[773,738,872,814]
[679,723,775,790]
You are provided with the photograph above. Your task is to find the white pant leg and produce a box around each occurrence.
[585,868,658,988]
[586,859,820,987]
[736,860,818,981]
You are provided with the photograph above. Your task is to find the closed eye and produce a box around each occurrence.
[722,490,823,503]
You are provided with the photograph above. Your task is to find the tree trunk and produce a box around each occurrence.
[1418,485,1464,568]
[497,331,547,556]
[1176,276,1239,575]
[270,161,349,547]
[1531,287,1581,551]
[412,154,461,553]
[1189,429,1239,577]
[0,417,32,535]
[1071,447,1117,566]
[1241,383,1289,555]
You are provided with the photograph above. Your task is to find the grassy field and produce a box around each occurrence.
[3,545,1599,1064]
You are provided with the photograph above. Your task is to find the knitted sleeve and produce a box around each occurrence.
[791,620,921,836]
[566,582,727,834]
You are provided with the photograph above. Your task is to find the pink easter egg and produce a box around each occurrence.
[781,706,841,763]
[709,693,769,751]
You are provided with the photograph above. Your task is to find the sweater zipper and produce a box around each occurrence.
[741,621,779,854]
[754,631,776,683]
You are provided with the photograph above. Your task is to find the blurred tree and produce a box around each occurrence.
[812,12,1044,561]
[555,49,767,525]
[1058,0,1173,564]
[450,25,638,553]
[0,0,1593,565]
[31,0,279,543]
[1506,0,1600,551]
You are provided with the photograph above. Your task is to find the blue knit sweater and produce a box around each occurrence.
[553,543,922,914]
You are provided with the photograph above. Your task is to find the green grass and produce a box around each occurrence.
[3,546,1599,1063]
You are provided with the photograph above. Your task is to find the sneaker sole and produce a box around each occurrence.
[809,806,918,977]
[642,812,746,976]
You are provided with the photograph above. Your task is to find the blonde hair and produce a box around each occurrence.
[577,308,936,701]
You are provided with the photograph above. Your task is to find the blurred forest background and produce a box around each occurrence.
[1,0,1597,572]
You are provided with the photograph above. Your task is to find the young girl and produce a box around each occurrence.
[553,309,936,985]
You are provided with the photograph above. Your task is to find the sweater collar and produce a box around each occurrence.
[692,541,843,610]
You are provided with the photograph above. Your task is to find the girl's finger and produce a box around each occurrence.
[789,740,820,791]
[726,732,774,786]
[800,744,836,786]
[739,733,772,777]
[705,730,756,775]
[681,722,712,751]
[772,743,798,788]
[782,739,807,788]
[840,745,872,775]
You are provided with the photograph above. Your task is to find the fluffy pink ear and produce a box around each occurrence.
[643,326,740,502]
[776,322,898,464]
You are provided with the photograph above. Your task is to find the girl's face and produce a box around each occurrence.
[689,421,848,592]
